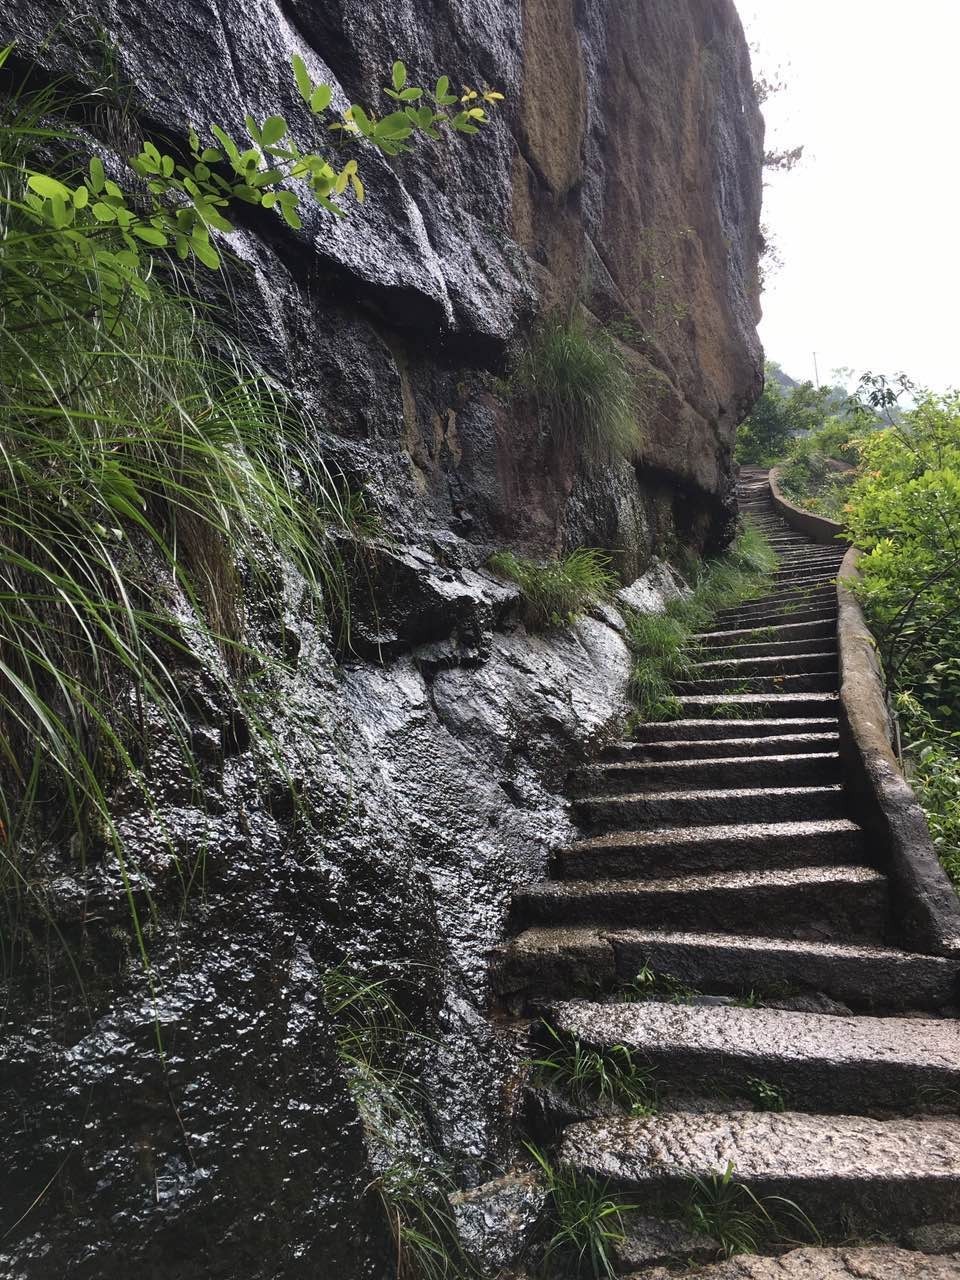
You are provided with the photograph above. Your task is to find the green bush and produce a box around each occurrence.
[841,390,960,890]
[515,313,641,463]
[735,365,844,465]
[488,548,618,630]
[776,418,861,522]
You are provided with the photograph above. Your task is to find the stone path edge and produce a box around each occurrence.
[836,543,960,956]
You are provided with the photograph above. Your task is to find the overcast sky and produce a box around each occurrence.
[739,1,959,393]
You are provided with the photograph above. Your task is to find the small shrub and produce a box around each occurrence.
[515,312,641,463]
[488,548,618,630]
[745,1076,786,1113]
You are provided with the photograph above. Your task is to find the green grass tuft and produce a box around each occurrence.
[529,1022,658,1116]
[489,548,618,630]
[515,311,642,463]
[528,1146,632,1280]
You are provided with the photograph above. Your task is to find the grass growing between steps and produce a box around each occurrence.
[683,1162,821,1258]
[626,523,778,719]
[488,548,619,630]
[527,1147,632,1280]
[322,967,477,1280]
[530,1023,659,1116]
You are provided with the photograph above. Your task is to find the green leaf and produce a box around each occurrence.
[211,124,240,164]
[398,87,422,101]
[191,237,222,269]
[89,156,106,193]
[279,200,302,230]
[310,84,332,114]
[27,173,72,201]
[261,115,288,145]
[132,225,168,246]
[435,75,450,101]
[73,185,90,210]
[91,202,117,222]
[292,52,313,102]
[201,147,223,163]
[392,60,407,92]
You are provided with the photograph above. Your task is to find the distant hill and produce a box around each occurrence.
[766,362,799,392]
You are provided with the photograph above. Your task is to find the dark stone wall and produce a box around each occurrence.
[0,3,763,1276]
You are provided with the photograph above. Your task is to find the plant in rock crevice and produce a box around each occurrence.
[527,1146,632,1280]
[488,548,619,631]
[322,965,476,1280]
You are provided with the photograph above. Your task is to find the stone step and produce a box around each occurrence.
[576,783,847,830]
[573,754,843,797]
[695,619,836,646]
[492,925,958,1010]
[550,1000,960,1113]
[690,652,838,677]
[603,928,959,1009]
[555,817,864,878]
[630,717,840,743]
[608,731,840,760]
[558,1110,960,1232]
[626,1245,960,1280]
[704,637,838,659]
[512,865,888,941]
[676,692,840,720]
[716,597,837,624]
[714,607,837,632]
[718,584,836,611]
[677,672,839,696]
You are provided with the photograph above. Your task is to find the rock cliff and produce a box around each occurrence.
[0,2,763,1276]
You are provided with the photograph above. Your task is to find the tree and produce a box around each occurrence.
[735,364,837,464]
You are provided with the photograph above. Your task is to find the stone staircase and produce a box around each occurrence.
[493,468,960,1275]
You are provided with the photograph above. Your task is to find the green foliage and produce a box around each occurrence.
[528,1146,631,1280]
[323,967,476,1280]
[625,523,777,719]
[735,364,846,465]
[776,417,863,522]
[684,1162,819,1258]
[9,42,503,283]
[488,548,618,630]
[514,312,642,463]
[895,694,960,888]
[530,1023,658,1116]
[745,1076,787,1113]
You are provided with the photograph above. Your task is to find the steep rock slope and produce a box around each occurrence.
[0,3,763,1276]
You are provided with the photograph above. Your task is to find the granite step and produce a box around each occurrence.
[677,672,839,695]
[573,754,843,797]
[694,619,837,647]
[675,692,840,720]
[576,783,848,829]
[607,731,840,760]
[629,717,840,744]
[689,652,839,677]
[512,865,888,941]
[549,999,960,1112]
[702,637,838,659]
[554,817,865,879]
[558,1110,960,1232]
[493,926,959,1010]
[622,1246,960,1280]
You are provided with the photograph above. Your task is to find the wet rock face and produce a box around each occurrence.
[0,3,762,1276]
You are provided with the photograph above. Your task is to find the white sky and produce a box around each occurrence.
[739,1,960,392]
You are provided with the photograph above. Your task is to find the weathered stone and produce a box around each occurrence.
[449,1171,546,1275]
[615,1212,718,1269]
[550,1000,960,1112]
[560,1111,960,1231]
[636,1245,960,1279]
[908,1225,960,1255]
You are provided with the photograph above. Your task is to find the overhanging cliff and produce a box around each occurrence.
[0,3,764,1276]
